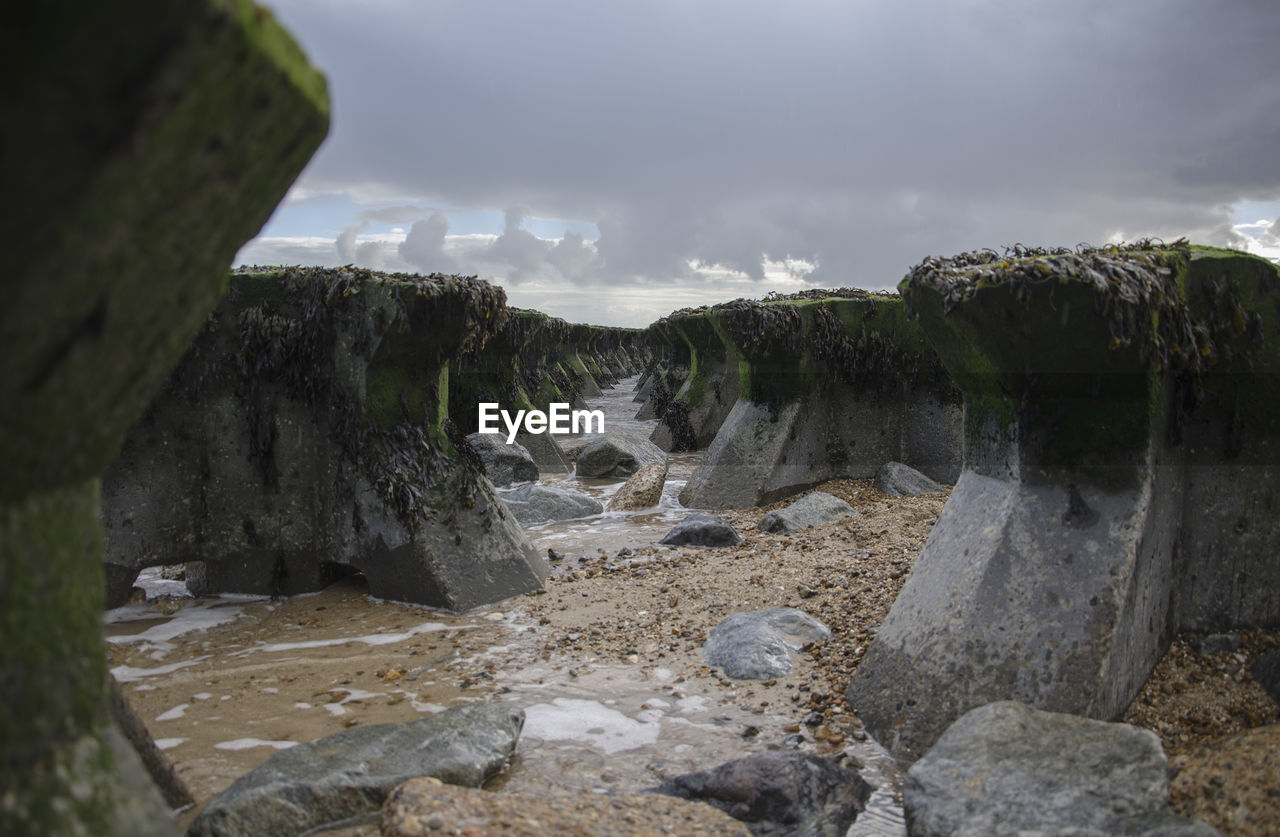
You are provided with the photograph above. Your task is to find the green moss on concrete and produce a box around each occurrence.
[1,0,329,504]
[0,481,105,774]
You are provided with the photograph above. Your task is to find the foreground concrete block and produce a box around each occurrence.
[0,1,328,832]
[847,243,1280,764]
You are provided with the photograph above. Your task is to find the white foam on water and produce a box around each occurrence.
[319,687,385,716]
[239,622,455,654]
[131,567,194,600]
[676,694,708,713]
[156,704,188,721]
[192,692,212,701]
[111,656,210,683]
[105,601,247,646]
[154,738,187,750]
[521,698,660,754]
[214,738,299,751]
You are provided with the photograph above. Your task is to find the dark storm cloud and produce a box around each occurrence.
[269,0,1280,289]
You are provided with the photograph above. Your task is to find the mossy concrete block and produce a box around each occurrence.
[1,0,329,504]
[102,269,547,610]
[1176,250,1280,630]
[651,313,741,452]
[680,294,960,510]
[3,3,328,832]
[848,245,1196,764]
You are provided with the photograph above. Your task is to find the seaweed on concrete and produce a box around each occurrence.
[220,266,505,533]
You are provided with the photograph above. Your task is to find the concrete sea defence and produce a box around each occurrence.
[846,242,1280,764]
[0,2,329,833]
[102,268,549,611]
[448,309,647,436]
[674,292,963,509]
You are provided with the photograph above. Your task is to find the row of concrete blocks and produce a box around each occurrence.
[100,269,648,612]
[636,246,1280,764]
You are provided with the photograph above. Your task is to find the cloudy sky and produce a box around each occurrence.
[237,0,1280,327]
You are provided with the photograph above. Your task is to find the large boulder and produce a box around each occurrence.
[466,433,539,486]
[188,703,523,837]
[607,462,668,511]
[501,484,603,525]
[874,461,947,496]
[905,702,1218,837]
[702,607,831,680]
[658,513,741,547]
[382,776,752,836]
[575,434,667,479]
[758,492,859,533]
[654,752,872,837]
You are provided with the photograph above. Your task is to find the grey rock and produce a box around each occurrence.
[905,702,1219,837]
[874,461,947,496]
[515,430,570,474]
[466,433,539,486]
[703,607,831,680]
[576,433,667,479]
[607,462,668,510]
[758,492,859,534]
[659,513,741,547]
[1251,650,1280,708]
[1194,632,1242,656]
[654,751,871,837]
[501,484,603,525]
[187,703,523,837]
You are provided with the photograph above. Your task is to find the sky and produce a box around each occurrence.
[236,0,1280,328]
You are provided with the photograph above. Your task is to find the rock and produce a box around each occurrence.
[658,513,741,547]
[575,433,667,479]
[1250,649,1280,708]
[904,702,1219,837]
[607,462,668,510]
[654,751,871,837]
[466,433,539,487]
[382,776,752,836]
[501,484,603,525]
[758,492,859,533]
[702,607,831,680]
[1193,632,1242,656]
[516,430,570,474]
[187,703,523,837]
[873,461,946,496]
[1169,725,1280,835]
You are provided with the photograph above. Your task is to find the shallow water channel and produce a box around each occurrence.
[105,376,906,835]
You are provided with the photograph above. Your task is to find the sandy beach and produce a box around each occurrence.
[106,476,1279,835]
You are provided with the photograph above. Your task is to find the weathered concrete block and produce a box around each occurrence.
[1174,250,1280,631]
[680,294,961,509]
[847,244,1280,764]
[1,1,328,832]
[102,269,548,611]
[650,312,740,451]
